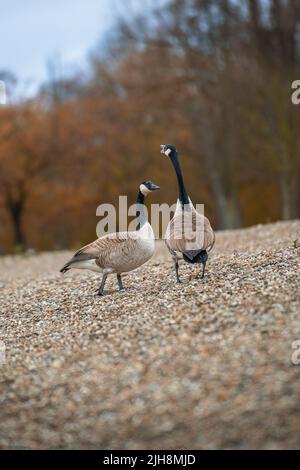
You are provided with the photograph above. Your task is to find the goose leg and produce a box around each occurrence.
[117,274,124,291]
[98,273,108,296]
[175,261,181,283]
[200,261,206,279]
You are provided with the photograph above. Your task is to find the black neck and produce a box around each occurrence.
[136,190,147,229]
[170,152,189,205]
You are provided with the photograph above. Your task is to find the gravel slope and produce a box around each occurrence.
[0,220,299,449]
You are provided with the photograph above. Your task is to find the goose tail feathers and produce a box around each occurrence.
[60,253,97,274]
[183,249,208,265]
[60,264,71,274]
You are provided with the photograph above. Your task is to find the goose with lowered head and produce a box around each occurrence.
[60,181,160,295]
[160,144,215,283]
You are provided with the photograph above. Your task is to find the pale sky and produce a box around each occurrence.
[0,0,118,96]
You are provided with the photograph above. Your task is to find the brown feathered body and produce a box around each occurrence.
[165,200,215,262]
[60,223,155,275]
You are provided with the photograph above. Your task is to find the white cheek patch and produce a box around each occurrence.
[165,148,172,156]
[140,184,151,195]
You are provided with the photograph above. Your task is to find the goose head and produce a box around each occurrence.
[160,144,177,158]
[139,181,160,196]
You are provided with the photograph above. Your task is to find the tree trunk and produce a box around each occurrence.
[8,200,26,248]
[197,124,230,230]
[279,170,292,220]
[291,170,300,219]
[209,169,228,230]
[226,189,241,229]
[202,155,241,230]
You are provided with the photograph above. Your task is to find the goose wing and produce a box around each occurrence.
[61,232,134,272]
[165,209,214,255]
[77,232,138,267]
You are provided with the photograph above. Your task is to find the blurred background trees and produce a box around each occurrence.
[0,0,300,253]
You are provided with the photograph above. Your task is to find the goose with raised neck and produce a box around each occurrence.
[161,144,215,283]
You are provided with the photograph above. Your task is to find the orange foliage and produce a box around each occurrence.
[1,0,300,252]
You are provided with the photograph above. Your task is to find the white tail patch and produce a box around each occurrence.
[72,259,102,273]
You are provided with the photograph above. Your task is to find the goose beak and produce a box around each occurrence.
[150,183,160,191]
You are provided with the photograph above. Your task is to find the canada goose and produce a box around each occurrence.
[160,144,215,283]
[60,181,160,295]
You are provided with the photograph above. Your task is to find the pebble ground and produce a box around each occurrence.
[0,220,299,449]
